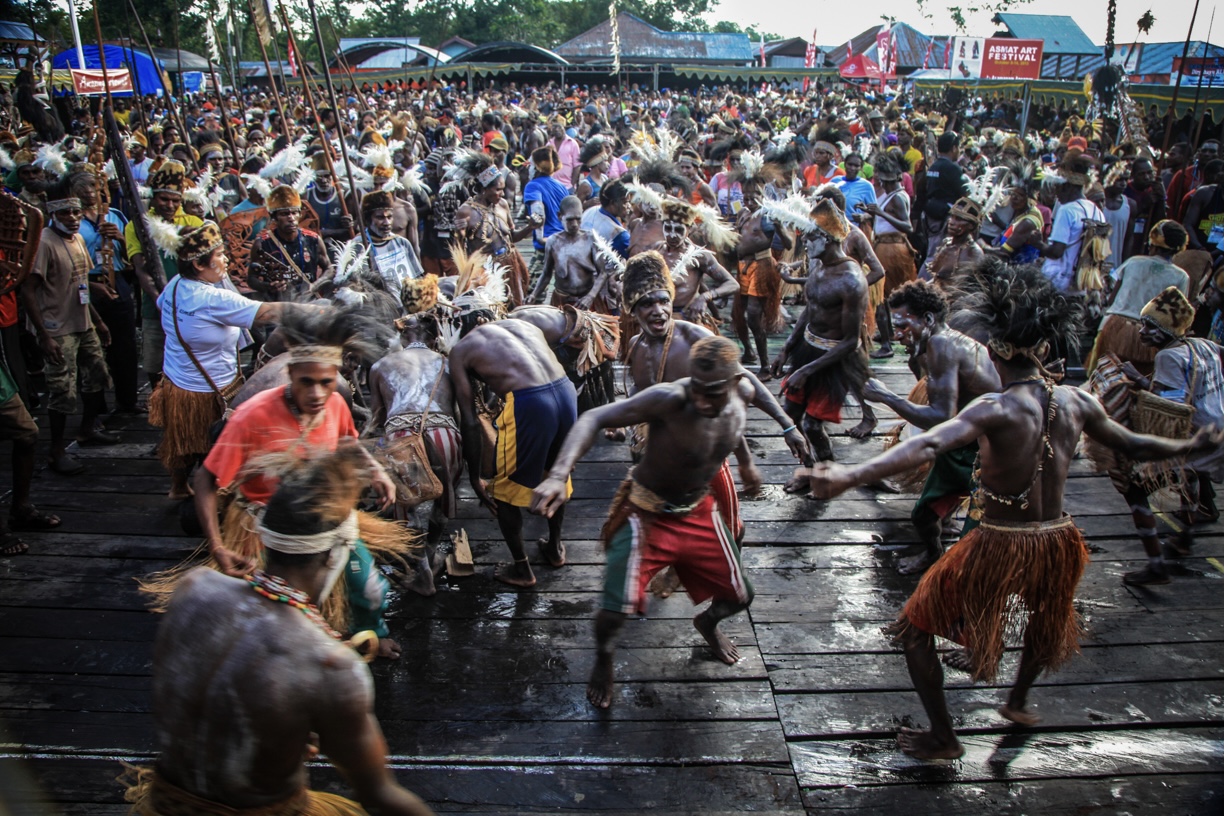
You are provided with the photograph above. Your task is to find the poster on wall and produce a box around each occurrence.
[1172,57,1224,86]
[949,37,1043,80]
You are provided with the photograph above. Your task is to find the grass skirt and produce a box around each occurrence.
[120,765,367,816]
[150,377,242,471]
[139,497,417,634]
[888,514,1089,684]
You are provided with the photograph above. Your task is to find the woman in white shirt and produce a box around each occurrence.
[151,222,313,499]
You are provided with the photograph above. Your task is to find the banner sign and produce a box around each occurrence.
[1172,57,1224,87]
[70,68,133,96]
[950,37,1043,80]
[181,71,205,93]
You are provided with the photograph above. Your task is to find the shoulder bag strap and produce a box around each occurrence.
[265,231,312,285]
[170,278,231,405]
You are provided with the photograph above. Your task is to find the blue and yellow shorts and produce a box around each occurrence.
[490,377,579,508]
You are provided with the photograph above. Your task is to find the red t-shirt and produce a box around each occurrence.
[0,291,16,328]
[203,387,357,504]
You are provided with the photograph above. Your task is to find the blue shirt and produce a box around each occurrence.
[833,177,877,219]
[580,207,630,257]
[522,174,570,251]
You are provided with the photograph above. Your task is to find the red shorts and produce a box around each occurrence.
[710,459,743,542]
[780,375,843,423]
[603,493,753,616]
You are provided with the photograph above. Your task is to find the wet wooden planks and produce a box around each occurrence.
[0,359,1221,814]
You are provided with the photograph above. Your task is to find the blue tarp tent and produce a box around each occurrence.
[51,45,165,97]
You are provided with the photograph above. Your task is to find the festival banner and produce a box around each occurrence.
[981,39,1043,80]
[949,37,1042,80]
[875,25,897,78]
[70,68,133,96]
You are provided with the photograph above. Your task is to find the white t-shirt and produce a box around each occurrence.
[1042,198,1105,294]
[158,277,260,393]
[368,235,423,300]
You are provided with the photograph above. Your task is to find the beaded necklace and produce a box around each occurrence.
[247,569,342,640]
[972,377,1057,510]
[404,341,430,350]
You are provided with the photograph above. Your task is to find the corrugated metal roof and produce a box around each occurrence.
[147,46,217,73]
[993,13,1098,55]
[830,23,951,71]
[1117,41,1224,74]
[0,21,42,43]
[556,13,752,63]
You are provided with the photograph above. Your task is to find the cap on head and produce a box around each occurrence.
[1141,286,1195,338]
[361,189,396,215]
[266,185,302,213]
[177,221,224,262]
[661,197,697,225]
[149,160,189,195]
[621,250,674,312]
[949,196,984,225]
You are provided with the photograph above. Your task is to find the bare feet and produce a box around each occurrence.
[377,637,402,660]
[847,416,878,440]
[587,653,615,708]
[694,610,740,664]
[896,726,964,760]
[998,704,1040,726]
[537,536,566,568]
[741,351,758,366]
[941,649,974,674]
[403,557,437,597]
[758,364,773,383]
[493,559,537,589]
[897,549,939,575]
[648,565,683,598]
[783,473,811,495]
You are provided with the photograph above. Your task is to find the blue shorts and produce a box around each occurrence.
[490,377,578,507]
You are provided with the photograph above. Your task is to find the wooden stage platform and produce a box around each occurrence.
[1,361,1222,815]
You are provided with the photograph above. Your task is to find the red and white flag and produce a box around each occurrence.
[922,39,935,70]
[803,28,817,91]
[287,37,299,78]
[943,39,952,70]
[846,41,853,62]
[759,36,767,68]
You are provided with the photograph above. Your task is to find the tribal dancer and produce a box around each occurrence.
[862,279,1000,575]
[810,264,1219,760]
[533,337,758,708]
[773,199,870,493]
[125,445,434,816]
[653,197,737,333]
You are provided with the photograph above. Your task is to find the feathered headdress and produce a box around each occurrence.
[259,142,305,180]
[33,143,68,178]
[592,232,627,276]
[634,155,691,196]
[400,167,432,198]
[450,242,508,314]
[146,215,185,255]
[330,236,370,285]
[291,165,317,195]
[668,243,703,283]
[625,179,663,213]
[242,173,273,201]
[441,148,498,195]
[759,193,819,236]
[691,203,737,253]
[0,146,13,172]
[965,166,1008,222]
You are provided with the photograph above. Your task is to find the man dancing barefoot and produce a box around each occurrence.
[809,264,1222,759]
[533,336,755,708]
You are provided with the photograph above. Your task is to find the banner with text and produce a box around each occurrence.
[1172,57,1224,87]
[70,68,133,96]
[949,38,1043,80]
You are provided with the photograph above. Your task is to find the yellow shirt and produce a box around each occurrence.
[903,147,923,174]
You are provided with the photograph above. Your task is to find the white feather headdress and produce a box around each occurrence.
[242,173,273,201]
[33,143,67,178]
[625,180,663,212]
[291,165,317,195]
[691,203,737,253]
[146,216,184,255]
[259,143,305,180]
[592,232,627,275]
[759,194,817,235]
[668,244,703,283]
[330,236,370,285]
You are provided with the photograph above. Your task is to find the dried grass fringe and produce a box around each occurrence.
[139,500,418,635]
[119,763,365,816]
[1084,315,1155,377]
[888,516,1089,684]
[152,381,233,470]
[884,378,931,493]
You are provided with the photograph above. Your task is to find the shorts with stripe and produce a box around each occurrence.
[603,493,754,616]
[490,377,578,507]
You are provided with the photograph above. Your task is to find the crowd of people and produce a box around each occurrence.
[2,67,1223,813]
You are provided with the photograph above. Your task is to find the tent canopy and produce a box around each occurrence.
[840,55,882,80]
[52,44,165,96]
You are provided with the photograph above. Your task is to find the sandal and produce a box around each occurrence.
[0,532,28,556]
[9,505,62,531]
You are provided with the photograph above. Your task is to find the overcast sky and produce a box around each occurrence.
[708,0,1210,49]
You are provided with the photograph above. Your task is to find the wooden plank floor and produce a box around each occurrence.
[1,349,1222,815]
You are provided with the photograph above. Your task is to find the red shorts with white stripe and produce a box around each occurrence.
[710,459,743,543]
[602,493,754,617]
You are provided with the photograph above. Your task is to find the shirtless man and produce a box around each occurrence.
[809,263,1221,760]
[450,318,577,588]
[735,180,792,376]
[369,280,460,597]
[140,447,434,815]
[653,197,737,330]
[529,195,615,311]
[678,148,717,207]
[927,197,985,292]
[532,336,757,708]
[508,303,620,413]
[773,199,871,494]
[862,280,1001,574]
